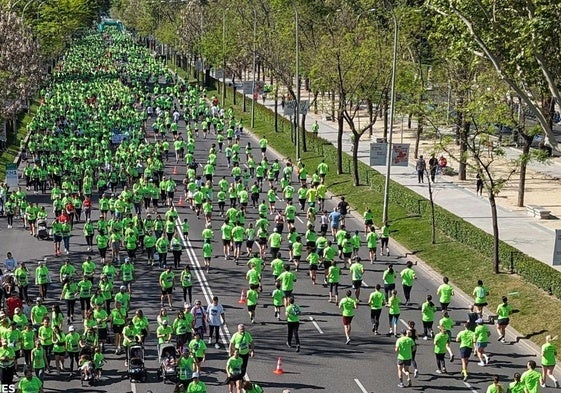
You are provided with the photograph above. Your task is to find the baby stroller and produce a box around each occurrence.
[156,343,177,383]
[128,344,147,383]
[37,219,49,240]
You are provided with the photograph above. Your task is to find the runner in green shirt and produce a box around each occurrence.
[339,290,358,344]
[395,330,415,388]
[285,296,301,351]
[368,284,385,335]
[421,294,436,340]
[496,296,512,343]
[159,267,175,310]
[541,335,559,388]
[485,375,505,393]
[456,322,476,381]
[434,325,449,374]
[436,276,454,311]
[327,261,340,303]
[400,261,416,305]
[349,257,364,301]
[276,265,296,307]
[18,367,43,393]
[474,318,490,366]
[520,361,541,393]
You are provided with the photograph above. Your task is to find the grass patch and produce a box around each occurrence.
[209,81,561,355]
[0,104,38,180]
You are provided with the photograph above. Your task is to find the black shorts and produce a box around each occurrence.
[397,359,411,366]
[222,239,231,246]
[246,240,254,248]
[28,219,36,224]
[258,238,267,246]
[343,252,352,258]
[352,280,362,289]
[54,235,62,242]
[161,287,172,295]
[167,192,174,199]
[113,324,124,334]
[247,305,256,312]
[283,290,293,298]
[365,219,373,226]
[309,264,318,271]
[497,318,509,326]
[98,327,108,340]
[460,347,472,359]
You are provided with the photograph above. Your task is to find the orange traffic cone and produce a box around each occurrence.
[177,196,185,206]
[238,289,246,304]
[273,357,284,375]
[173,166,178,175]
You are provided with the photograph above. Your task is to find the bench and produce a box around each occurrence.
[526,204,551,219]
[322,113,333,121]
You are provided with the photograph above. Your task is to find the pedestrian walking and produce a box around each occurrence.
[416,155,426,183]
[285,296,301,352]
[339,290,358,344]
[473,279,489,317]
[228,324,254,377]
[428,153,438,182]
[206,296,225,349]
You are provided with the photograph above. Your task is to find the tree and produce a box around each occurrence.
[427,0,561,153]
[0,10,43,131]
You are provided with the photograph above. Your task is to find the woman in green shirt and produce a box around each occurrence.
[383,264,397,302]
[387,290,401,337]
[225,349,244,392]
[541,335,559,388]
[285,296,301,352]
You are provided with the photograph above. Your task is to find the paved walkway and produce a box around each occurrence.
[226,80,561,270]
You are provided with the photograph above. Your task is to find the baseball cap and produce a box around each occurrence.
[162,320,168,325]
[69,326,75,332]
[476,318,484,324]
[192,372,199,378]
[120,285,126,290]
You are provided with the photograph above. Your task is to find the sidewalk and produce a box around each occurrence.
[228,80,561,270]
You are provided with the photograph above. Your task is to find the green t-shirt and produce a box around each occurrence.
[246,269,260,286]
[327,265,340,284]
[230,331,253,355]
[508,381,525,393]
[339,297,357,317]
[542,342,557,367]
[272,289,284,307]
[485,384,504,393]
[247,289,259,306]
[188,338,207,358]
[473,285,488,304]
[474,324,490,343]
[277,271,296,291]
[437,283,454,303]
[286,303,301,322]
[368,291,385,310]
[18,375,42,393]
[227,356,243,376]
[349,262,364,281]
[160,271,175,289]
[421,301,435,322]
[496,303,512,319]
[434,332,448,354]
[395,336,415,360]
[400,268,416,286]
[457,329,475,349]
[520,369,541,393]
[31,347,46,368]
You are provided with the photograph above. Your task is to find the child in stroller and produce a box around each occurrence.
[79,354,94,382]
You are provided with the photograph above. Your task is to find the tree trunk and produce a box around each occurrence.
[337,113,344,174]
[367,98,373,137]
[414,116,423,159]
[488,191,500,274]
[353,133,360,186]
[426,170,436,244]
[517,138,531,207]
[408,113,412,129]
[458,121,470,181]
[274,84,279,132]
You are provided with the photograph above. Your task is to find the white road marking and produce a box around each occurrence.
[400,319,410,329]
[354,378,369,393]
[309,316,324,334]
[463,381,479,393]
[131,382,137,393]
[296,216,304,224]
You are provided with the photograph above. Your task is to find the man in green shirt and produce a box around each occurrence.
[229,324,254,377]
[368,284,385,335]
[276,264,296,307]
[339,290,358,344]
[395,330,415,388]
[18,367,43,393]
[434,325,449,374]
[349,257,364,302]
[520,360,541,393]
[456,322,476,381]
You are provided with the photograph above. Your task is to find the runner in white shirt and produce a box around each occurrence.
[206,296,225,349]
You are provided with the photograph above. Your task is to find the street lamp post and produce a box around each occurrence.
[382,6,398,225]
[250,9,257,128]
[221,10,226,105]
[294,4,300,161]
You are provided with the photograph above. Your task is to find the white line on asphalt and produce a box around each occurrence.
[296,216,304,224]
[361,279,369,288]
[131,382,137,393]
[400,319,410,329]
[354,378,369,393]
[463,381,479,393]
[309,316,324,334]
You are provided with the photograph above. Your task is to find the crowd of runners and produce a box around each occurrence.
[0,26,558,393]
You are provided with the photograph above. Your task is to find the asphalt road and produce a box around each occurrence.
[2,103,554,393]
